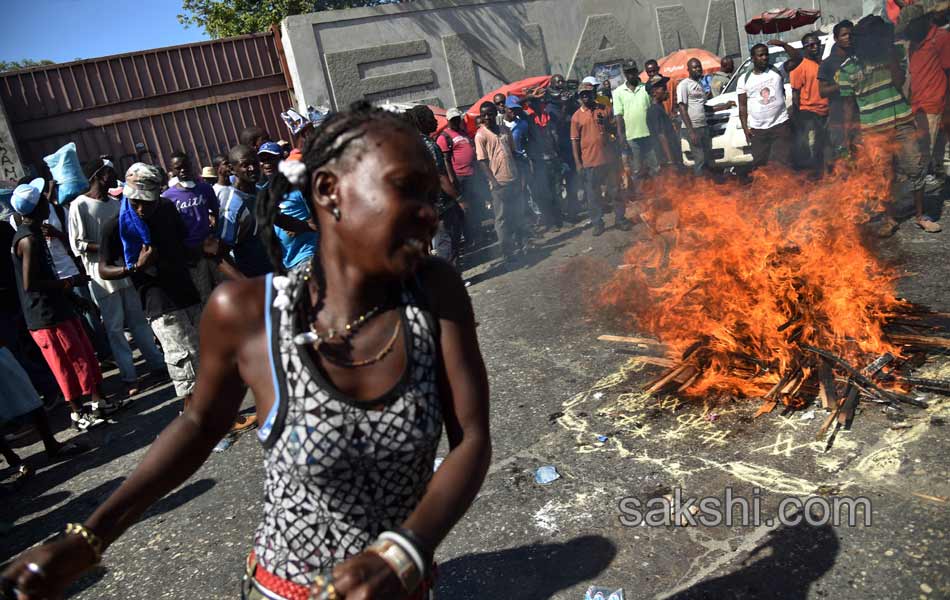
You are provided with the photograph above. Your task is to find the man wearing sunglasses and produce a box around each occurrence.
[790,32,829,178]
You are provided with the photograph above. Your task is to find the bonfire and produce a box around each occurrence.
[599,138,949,442]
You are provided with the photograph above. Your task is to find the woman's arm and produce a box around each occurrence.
[333,258,491,598]
[0,280,258,599]
[402,258,491,549]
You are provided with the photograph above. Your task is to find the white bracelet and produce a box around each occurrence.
[378,531,426,578]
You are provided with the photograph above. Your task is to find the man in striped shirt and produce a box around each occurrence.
[838,16,941,234]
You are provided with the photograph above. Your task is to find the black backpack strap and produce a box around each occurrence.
[440,131,454,158]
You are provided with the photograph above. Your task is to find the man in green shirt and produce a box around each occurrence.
[614,60,657,183]
[838,15,941,234]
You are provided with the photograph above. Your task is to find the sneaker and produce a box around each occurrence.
[615,219,632,232]
[592,222,605,237]
[923,174,943,193]
[71,411,105,432]
[916,216,943,232]
[91,398,123,418]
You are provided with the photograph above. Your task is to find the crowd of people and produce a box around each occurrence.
[0,10,947,600]
[683,14,947,234]
[1,96,494,600]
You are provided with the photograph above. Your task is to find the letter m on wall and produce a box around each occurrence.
[656,0,740,56]
[443,24,547,107]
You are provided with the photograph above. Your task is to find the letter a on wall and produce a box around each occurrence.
[567,14,644,80]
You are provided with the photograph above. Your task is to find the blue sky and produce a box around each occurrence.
[1,0,208,64]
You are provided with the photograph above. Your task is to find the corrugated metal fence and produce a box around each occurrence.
[0,31,293,177]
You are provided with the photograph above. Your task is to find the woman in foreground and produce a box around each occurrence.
[2,103,492,600]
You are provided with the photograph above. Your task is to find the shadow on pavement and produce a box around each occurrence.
[0,477,125,562]
[436,534,616,599]
[1,477,217,564]
[464,223,589,286]
[140,478,217,523]
[664,521,839,600]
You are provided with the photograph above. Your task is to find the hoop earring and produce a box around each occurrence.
[332,207,341,221]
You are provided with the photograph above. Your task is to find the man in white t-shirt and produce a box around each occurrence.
[69,159,166,395]
[211,153,232,206]
[738,40,803,169]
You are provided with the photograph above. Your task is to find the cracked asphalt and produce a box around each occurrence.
[1,191,948,599]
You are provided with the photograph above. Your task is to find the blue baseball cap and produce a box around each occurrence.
[504,95,522,109]
[11,178,45,216]
[257,141,283,156]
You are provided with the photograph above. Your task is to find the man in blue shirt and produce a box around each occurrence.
[219,145,273,277]
[275,188,317,272]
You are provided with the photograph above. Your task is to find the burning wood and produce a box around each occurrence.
[595,152,948,435]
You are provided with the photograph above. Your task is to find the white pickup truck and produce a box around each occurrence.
[681,34,834,168]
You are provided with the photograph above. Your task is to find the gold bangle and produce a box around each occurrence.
[65,523,103,563]
[367,540,421,592]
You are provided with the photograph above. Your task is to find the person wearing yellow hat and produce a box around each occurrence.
[200,166,217,185]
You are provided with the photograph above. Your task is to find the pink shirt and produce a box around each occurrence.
[435,127,476,177]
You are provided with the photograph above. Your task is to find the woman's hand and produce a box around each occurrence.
[329,551,406,600]
[1,535,99,600]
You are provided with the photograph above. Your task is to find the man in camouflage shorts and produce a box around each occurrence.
[99,163,256,431]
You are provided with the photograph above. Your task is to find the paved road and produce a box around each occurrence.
[2,201,948,599]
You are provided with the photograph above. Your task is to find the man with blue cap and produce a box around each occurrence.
[257,141,284,186]
[9,178,108,431]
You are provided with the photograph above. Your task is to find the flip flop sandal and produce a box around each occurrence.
[230,414,259,433]
[916,217,942,233]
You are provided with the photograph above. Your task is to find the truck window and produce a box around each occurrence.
[723,51,790,94]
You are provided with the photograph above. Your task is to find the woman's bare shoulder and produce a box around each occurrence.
[203,276,269,335]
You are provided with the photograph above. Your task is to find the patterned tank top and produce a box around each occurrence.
[254,270,443,585]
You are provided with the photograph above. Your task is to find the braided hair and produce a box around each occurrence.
[257,101,419,273]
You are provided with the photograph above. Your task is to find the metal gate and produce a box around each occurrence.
[0,30,293,177]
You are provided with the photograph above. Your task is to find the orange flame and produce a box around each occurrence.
[599,132,905,397]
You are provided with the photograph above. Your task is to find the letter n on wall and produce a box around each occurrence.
[443,24,548,107]
[568,15,644,80]
[324,40,436,108]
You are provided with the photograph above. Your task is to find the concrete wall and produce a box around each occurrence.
[0,100,24,181]
[281,0,863,111]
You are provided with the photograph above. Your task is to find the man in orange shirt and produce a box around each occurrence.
[571,80,629,236]
[791,32,830,178]
[907,13,950,188]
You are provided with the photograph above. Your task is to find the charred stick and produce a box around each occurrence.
[778,315,802,332]
[838,384,860,428]
[898,376,950,393]
[862,352,895,377]
[798,345,926,408]
[818,359,838,411]
[887,333,950,350]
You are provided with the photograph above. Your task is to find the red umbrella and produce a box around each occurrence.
[745,8,821,35]
[464,76,552,119]
[462,76,553,134]
[430,105,449,135]
[639,48,721,83]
